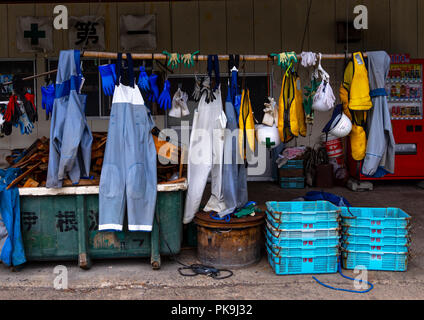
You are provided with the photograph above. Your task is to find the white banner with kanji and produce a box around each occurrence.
[68,16,105,50]
[120,14,156,51]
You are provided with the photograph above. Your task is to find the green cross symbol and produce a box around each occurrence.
[265,137,275,149]
[24,23,46,45]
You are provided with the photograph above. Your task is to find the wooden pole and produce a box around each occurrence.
[0,51,365,84]
[82,51,360,61]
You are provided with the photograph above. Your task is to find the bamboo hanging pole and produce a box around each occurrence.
[1,51,365,85]
[82,51,360,61]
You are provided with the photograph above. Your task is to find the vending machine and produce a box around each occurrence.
[349,55,424,180]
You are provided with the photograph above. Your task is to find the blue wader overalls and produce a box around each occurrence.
[0,168,26,267]
[362,51,395,177]
[219,86,248,217]
[99,53,157,232]
[46,50,92,188]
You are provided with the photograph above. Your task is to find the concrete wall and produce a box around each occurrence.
[0,0,423,150]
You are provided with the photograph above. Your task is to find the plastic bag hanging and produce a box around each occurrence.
[312,53,336,112]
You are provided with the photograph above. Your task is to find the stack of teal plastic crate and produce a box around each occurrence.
[341,207,411,271]
[279,160,305,189]
[265,201,341,275]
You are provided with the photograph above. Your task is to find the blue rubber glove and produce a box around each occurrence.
[41,84,55,118]
[148,74,160,103]
[158,80,171,110]
[98,64,116,96]
[18,112,34,135]
[137,66,150,92]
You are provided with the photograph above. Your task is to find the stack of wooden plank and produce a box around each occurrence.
[6,137,49,189]
[5,131,186,189]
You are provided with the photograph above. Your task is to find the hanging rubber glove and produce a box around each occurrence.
[4,95,17,123]
[137,66,150,92]
[300,52,318,67]
[181,51,199,68]
[201,76,216,104]
[271,51,298,70]
[163,51,180,70]
[170,88,189,118]
[171,88,189,117]
[23,93,37,123]
[207,55,220,91]
[41,84,55,118]
[192,75,202,101]
[24,92,35,109]
[17,105,33,135]
[98,63,116,96]
[148,74,160,102]
[158,80,172,110]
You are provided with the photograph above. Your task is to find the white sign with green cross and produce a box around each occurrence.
[17,16,53,52]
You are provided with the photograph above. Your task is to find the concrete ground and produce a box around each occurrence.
[0,181,423,300]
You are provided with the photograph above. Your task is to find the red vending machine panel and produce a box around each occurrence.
[349,58,424,180]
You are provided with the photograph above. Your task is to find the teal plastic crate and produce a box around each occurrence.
[280,177,305,189]
[281,159,304,169]
[266,221,340,239]
[341,233,410,246]
[266,212,340,230]
[341,242,409,253]
[342,225,409,237]
[266,236,339,257]
[266,201,340,222]
[266,228,340,247]
[341,207,411,228]
[341,249,408,271]
[267,247,339,275]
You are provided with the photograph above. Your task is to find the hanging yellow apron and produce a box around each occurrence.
[239,89,255,160]
[278,71,306,143]
[340,52,372,161]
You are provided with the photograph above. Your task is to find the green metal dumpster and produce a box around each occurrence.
[18,181,187,270]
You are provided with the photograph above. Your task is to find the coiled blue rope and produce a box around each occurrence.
[313,260,374,293]
[209,212,231,222]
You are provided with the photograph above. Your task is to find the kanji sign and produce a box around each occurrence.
[56,211,78,232]
[17,17,53,52]
[69,16,105,50]
[120,14,156,51]
[22,212,38,231]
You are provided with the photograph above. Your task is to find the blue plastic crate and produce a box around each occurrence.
[341,233,410,246]
[342,225,409,237]
[266,201,340,222]
[266,212,340,230]
[266,221,340,239]
[341,242,409,254]
[267,246,339,275]
[266,228,340,247]
[341,207,411,228]
[341,249,408,271]
[280,177,305,189]
[280,159,304,169]
[266,236,339,257]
